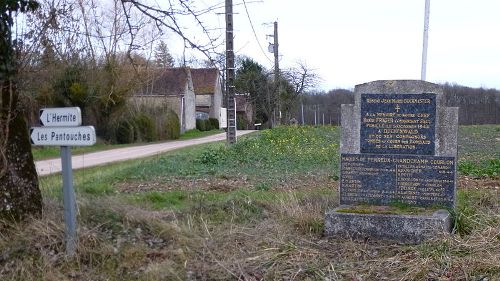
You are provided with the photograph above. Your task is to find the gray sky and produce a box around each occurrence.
[231,0,500,91]
[171,0,500,91]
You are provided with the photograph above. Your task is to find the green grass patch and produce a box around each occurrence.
[124,187,337,226]
[458,158,499,178]
[456,124,499,178]
[458,124,499,162]
[129,191,189,210]
[41,126,339,193]
[32,143,131,160]
[179,129,224,140]
[453,188,500,236]
[127,189,271,224]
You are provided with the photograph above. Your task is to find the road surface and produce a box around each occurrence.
[35,131,255,176]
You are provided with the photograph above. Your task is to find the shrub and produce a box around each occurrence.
[204,119,212,131]
[116,119,136,144]
[164,110,180,140]
[209,118,219,130]
[196,119,206,131]
[134,113,156,142]
[237,113,248,130]
[197,148,226,165]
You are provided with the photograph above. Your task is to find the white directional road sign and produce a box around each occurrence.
[30,126,96,146]
[39,107,82,127]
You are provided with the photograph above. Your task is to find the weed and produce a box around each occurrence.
[459,158,500,178]
[196,147,226,165]
[130,191,188,210]
[255,182,271,191]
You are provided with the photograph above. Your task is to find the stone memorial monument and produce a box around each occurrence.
[325,80,458,243]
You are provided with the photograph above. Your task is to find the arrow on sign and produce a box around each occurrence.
[30,126,96,146]
[39,107,82,127]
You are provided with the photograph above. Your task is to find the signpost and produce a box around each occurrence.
[39,107,82,127]
[31,107,96,256]
[30,126,96,146]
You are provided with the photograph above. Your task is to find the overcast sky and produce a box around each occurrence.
[211,0,500,91]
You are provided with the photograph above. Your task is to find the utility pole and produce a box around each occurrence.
[421,0,430,80]
[273,21,280,125]
[301,102,304,125]
[314,105,317,126]
[226,0,236,144]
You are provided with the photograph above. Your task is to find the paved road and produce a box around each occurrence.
[36,131,256,176]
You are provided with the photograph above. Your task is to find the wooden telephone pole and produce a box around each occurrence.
[226,0,236,143]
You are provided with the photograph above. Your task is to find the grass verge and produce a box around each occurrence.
[1,125,499,280]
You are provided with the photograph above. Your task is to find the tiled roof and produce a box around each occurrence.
[139,67,189,96]
[137,67,219,96]
[158,68,189,95]
[191,68,219,95]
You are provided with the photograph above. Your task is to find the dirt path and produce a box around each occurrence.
[35,131,256,176]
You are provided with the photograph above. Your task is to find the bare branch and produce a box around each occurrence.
[121,0,224,67]
[284,61,322,96]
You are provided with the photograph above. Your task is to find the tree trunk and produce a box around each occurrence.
[0,81,42,220]
[0,0,43,220]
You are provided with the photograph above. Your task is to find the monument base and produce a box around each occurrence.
[325,206,452,244]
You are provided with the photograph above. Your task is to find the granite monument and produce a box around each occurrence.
[325,80,459,243]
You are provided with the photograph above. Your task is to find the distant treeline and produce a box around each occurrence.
[295,84,500,125]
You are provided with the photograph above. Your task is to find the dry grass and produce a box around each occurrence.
[173,188,499,280]
[0,198,189,280]
[0,185,499,280]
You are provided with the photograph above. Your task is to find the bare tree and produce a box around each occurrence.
[284,61,321,96]
[277,61,321,123]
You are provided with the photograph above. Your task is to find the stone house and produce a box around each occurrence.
[190,68,223,121]
[130,67,196,132]
[131,67,225,132]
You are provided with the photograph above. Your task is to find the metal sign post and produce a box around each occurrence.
[31,107,96,256]
[60,146,77,256]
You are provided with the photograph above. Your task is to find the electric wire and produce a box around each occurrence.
[241,0,273,64]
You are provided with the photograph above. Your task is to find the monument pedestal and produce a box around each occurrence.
[325,206,451,244]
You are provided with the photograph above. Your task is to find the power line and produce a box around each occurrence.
[241,0,273,64]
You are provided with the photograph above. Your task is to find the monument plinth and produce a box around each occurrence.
[325,80,458,243]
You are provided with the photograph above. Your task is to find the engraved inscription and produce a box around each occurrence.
[340,154,455,208]
[360,93,436,155]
